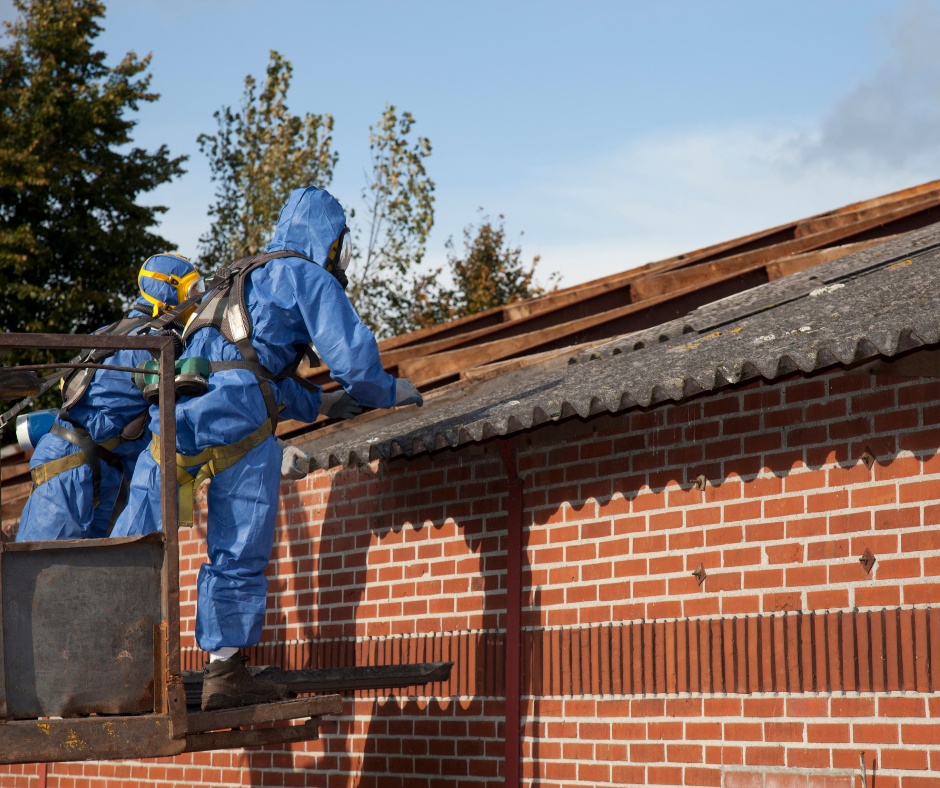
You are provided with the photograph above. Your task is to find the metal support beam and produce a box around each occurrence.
[500,438,523,788]
[186,694,342,734]
[183,720,323,753]
[156,335,187,738]
[182,661,454,707]
[0,715,183,765]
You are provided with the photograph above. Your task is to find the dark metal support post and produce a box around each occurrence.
[156,337,186,738]
[499,439,523,788]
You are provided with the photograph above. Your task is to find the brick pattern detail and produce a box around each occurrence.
[522,607,940,698]
[183,605,940,701]
[522,696,940,787]
[228,611,940,705]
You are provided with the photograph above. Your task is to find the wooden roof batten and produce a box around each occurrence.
[375,177,940,353]
[293,178,940,401]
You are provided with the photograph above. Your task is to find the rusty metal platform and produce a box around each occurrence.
[2,533,164,720]
[0,696,347,764]
[181,661,455,708]
[0,332,457,765]
[0,332,189,765]
[183,694,343,753]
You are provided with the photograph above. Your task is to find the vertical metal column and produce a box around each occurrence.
[499,439,523,788]
[157,336,186,737]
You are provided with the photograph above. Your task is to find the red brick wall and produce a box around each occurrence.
[5,367,940,787]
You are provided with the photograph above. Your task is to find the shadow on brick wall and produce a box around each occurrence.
[242,444,515,786]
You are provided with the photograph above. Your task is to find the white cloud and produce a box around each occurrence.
[523,2,940,288]
[520,122,938,286]
[798,0,940,170]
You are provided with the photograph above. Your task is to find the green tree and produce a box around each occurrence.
[0,0,186,335]
[407,213,558,332]
[348,105,435,338]
[198,50,338,272]
[446,213,556,318]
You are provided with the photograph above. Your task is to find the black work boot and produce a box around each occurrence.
[201,653,282,711]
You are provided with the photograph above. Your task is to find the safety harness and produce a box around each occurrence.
[59,315,154,411]
[161,249,320,525]
[150,417,274,527]
[182,249,320,424]
[30,413,147,531]
[28,314,154,532]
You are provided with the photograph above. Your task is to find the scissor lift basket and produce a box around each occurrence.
[0,333,452,765]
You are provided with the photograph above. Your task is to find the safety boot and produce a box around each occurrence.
[201,653,283,711]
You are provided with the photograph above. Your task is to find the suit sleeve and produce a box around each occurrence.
[290,266,398,409]
[274,377,322,423]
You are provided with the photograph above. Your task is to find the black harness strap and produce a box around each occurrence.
[274,344,321,394]
[60,315,155,414]
[181,249,317,429]
[182,250,314,343]
[234,337,281,428]
[208,360,276,379]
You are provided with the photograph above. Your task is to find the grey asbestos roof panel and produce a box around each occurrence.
[300,222,940,469]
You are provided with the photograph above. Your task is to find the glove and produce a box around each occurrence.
[394,378,424,408]
[319,390,363,420]
[277,438,311,480]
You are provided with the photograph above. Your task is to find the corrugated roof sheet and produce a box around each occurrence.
[299,221,940,470]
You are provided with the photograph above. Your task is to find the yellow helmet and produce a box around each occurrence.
[137,253,204,323]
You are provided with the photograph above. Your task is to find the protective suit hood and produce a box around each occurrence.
[266,187,347,267]
[136,253,199,315]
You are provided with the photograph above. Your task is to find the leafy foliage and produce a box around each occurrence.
[406,213,558,332]
[347,105,435,338]
[0,0,186,335]
[446,213,556,319]
[197,50,337,272]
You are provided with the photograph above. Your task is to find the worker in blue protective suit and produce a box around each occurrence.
[16,254,203,542]
[112,186,423,711]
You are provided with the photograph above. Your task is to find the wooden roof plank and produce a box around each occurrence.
[396,264,771,385]
[379,200,936,369]
[373,179,940,353]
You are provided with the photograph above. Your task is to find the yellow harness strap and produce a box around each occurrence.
[29,435,123,490]
[149,418,273,526]
[31,452,88,487]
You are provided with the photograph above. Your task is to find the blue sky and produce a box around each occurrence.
[7,0,940,287]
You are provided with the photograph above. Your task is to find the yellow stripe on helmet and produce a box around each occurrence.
[138,254,202,321]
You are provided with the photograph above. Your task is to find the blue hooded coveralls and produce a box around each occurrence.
[112,187,398,652]
[16,255,198,542]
